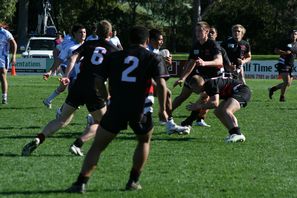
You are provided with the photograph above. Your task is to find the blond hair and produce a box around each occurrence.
[196,21,210,30]
[232,24,246,35]
[97,20,112,38]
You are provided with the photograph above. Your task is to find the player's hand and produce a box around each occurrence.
[186,102,200,111]
[165,55,172,65]
[173,79,183,88]
[43,72,51,80]
[237,58,243,65]
[196,57,205,66]
[59,77,70,86]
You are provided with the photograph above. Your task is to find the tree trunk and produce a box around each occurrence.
[17,0,29,50]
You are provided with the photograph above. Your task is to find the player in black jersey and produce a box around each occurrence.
[268,30,297,102]
[22,20,120,157]
[176,25,233,128]
[172,21,223,127]
[221,24,251,84]
[66,26,169,193]
[186,76,251,143]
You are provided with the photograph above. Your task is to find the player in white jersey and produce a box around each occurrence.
[42,25,86,109]
[147,29,190,135]
[0,23,17,104]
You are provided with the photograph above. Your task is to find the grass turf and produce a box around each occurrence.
[0,75,296,197]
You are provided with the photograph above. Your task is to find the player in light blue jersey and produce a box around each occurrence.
[0,23,17,104]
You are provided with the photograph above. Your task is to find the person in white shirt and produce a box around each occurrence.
[110,30,123,50]
[0,23,17,104]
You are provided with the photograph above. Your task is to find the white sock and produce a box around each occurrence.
[2,93,7,100]
[47,90,60,102]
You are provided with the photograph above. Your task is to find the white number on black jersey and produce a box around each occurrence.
[91,47,107,65]
[121,56,138,82]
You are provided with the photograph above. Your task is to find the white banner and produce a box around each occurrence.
[14,58,53,72]
[243,60,297,79]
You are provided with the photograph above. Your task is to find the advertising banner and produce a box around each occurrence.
[14,58,54,73]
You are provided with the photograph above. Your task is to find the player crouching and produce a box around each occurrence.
[186,76,251,143]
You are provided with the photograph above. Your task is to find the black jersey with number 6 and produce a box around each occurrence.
[73,38,119,79]
[96,45,167,115]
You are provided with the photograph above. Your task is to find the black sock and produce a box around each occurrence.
[229,127,241,135]
[271,86,277,92]
[37,133,45,144]
[185,111,198,122]
[74,173,89,185]
[73,138,84,148]
[129,168,141,183]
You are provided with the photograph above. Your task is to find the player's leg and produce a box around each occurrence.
[0,67,8,104]
[279,72,292,102]
[214,98,245,142]
[125,112,153,190]
[172,84,192,112]
[70,106,107,156]
[21,103,76,156]
[43,83,68,109]
[66,126,117,193]
[163,87,191,135]
[125,129,152,190]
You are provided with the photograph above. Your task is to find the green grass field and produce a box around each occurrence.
[1,75,297,198]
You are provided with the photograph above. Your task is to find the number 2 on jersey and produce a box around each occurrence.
[121,56,138,82]
[91,47,107,65]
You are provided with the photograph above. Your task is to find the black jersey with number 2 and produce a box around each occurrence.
[96,45,167,115]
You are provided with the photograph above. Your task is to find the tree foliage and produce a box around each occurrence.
[2,0,297,53]
[0,0,17,25]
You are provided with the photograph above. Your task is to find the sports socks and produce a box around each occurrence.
[75,173,90,185]
[47,90,60,102]
[128,168,141,183]
[229,127,241,135]
[37,133,45,144]
[2,93,7,100]
[73,138,84,148]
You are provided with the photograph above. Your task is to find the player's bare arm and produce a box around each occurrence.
[173,59,196,88]
[186,94,219,111]
[196,53,223,67]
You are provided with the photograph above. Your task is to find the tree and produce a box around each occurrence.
[17,0,29,48]
[0,0,17,24]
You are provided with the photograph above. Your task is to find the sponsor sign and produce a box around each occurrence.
[14,58,54,73]
[170,60,297,79]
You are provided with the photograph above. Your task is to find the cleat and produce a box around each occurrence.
[166,121,191,135]
[69,144,84,156]
[2,98,7,104]
[279,95,285,102]
[66,183,86,194]
[268,88,274,99]
[225,134,246,143]
[195,119,210,127]
[125,181,142,191]
[22,138,40,156]
[43,99,52,109]
[86,114,95,126]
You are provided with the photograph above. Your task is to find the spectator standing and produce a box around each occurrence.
[110,30,123,50]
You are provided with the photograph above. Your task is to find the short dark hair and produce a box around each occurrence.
[129,26,149,44]
[149,29,162,41]
[71,24,85,36]
[97,20,112,38]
